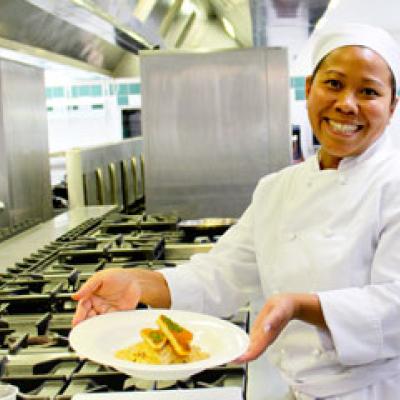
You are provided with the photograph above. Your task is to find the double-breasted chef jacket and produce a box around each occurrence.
[161,133,400,398]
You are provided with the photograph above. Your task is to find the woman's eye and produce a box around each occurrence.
[361,87,379,96]
[324,79,341,89]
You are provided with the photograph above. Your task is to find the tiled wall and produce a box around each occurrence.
[46,78,309,110]
[291,76,306,100]
[46,82,141,111]
[45,78,142,159]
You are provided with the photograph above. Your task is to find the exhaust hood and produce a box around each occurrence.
[0,0,164,76]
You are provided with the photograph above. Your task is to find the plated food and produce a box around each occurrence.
[69,309,249,380]
[115,314,209,364]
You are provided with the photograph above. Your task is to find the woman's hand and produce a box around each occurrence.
[71,268,171,326]
[236,293,326,362]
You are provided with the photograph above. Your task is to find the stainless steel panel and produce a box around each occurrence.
[0,102,8,226]
[140,47,291,218]
[0,58,52,227]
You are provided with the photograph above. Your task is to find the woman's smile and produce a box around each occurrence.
[322,117,363,138]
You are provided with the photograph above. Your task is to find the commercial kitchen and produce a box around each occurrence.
[0,1,399,399]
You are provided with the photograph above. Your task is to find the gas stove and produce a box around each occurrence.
[0,210,250,399]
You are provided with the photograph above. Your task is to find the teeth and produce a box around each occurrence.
[328,119,359,133]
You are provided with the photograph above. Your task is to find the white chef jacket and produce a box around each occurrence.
[160,133,400,398]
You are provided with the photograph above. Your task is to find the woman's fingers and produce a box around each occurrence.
[236,307,284,362]
[235,325,271,362]
[71,275,102,301]
[235,295,296,363]
[72,299,92,326]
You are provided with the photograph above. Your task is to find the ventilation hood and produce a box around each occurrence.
[0,0,164,76]
[0,0,331,77]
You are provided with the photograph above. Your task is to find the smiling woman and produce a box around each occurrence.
[72,23,400,400]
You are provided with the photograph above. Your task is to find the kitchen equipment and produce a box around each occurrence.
[66,137,143,209]
[0,209,250,398]
[69,309,249,381]
[177,218,237,241]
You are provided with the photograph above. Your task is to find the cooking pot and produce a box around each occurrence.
[177,218,237,241]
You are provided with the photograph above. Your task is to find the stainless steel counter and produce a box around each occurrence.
[0,206,116,272]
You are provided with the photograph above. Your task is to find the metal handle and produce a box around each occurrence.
[121,160,130,209]
[0,201,4,212]
[140,154,145,197]
[131,157,138,200]
[108,162,118,205]
[95,168,105,205]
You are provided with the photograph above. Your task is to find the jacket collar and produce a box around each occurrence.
[338,134,392,170]
[308,134,393,172]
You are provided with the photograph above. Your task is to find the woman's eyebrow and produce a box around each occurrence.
[321,69,386,87]
[322,69,346,76]
[362,78,386,88]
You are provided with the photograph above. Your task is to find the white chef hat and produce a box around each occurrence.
[311,23,400,93]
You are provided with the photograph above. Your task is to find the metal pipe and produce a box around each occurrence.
[175,12,196,48]
[159,0,184,37]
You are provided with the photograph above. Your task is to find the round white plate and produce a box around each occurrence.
[69,309,249,381]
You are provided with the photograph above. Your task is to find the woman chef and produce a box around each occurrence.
[72,23,400,399]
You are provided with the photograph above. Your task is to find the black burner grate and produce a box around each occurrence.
[0,212,249,399]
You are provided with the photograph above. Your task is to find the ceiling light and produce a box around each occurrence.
[221,17,236,39]
[181,0,200,16]
[327,0,340,10]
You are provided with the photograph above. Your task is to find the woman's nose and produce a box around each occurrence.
[335,91,358,114]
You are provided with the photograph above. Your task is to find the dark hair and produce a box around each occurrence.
[310,49,397,105]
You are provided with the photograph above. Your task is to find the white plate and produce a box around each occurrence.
[69,309,249,381]
[72,387,243,400]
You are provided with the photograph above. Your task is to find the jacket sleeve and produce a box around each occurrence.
[160,187,263,318]
[318,180,400,366]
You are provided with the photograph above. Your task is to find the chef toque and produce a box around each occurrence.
[311,23,400,93]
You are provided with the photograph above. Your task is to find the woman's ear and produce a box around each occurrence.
[390,96,399,117]
[305,76,313,99]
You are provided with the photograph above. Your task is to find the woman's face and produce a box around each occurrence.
[306,46,398,169]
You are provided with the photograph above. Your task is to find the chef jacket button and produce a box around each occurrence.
[312,348,322,357]
[323,228,333,238]
[287,232,297,241]
[306,180,313,187]
[338,176,347,185]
